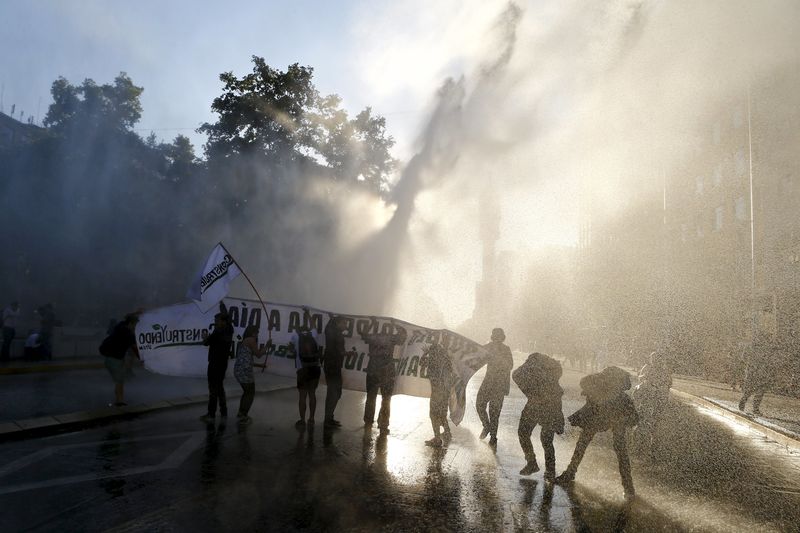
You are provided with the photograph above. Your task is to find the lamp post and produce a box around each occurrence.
[790,250,800,338]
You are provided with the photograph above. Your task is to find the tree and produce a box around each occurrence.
[312,101,396,193]
[199,57,319,163]
[200,56,396,191]
[163,135,198,182]
[350,107,396,194]
[44,73,144,134]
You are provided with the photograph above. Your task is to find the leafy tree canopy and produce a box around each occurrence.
[44,73,144,134]
[200,56,396,193]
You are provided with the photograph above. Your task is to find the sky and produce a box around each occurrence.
[0,0,504,160]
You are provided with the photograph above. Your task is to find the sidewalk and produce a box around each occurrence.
[563,364,800,449]
[0,356,104,375]
[0,362,295,440]
[668,375,800,445]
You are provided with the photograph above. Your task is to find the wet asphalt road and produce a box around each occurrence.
[1,369,799,532]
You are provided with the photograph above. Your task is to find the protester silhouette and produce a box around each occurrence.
[556,366,639,501]
[323,313,347,428]
[291,307,323,428]
[476,327,513,446]
[99,312,141,406]
[1,301,20,360]
[738,336,777,416]
[23,329,42,360]
[422,339,453,447]
[633,348,672,454]
[513,352,564,482]
[234,324,270,423]
[361,317,407,433]
[200,303,234,422]
[37,303,58,359]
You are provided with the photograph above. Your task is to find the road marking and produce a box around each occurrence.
[0,431,205,495]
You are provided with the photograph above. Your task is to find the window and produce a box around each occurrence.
[714,206,724,231]
[735,196,747,221]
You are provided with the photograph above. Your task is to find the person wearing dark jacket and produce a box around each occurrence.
[476,327,514,446]
[323,314,347,428]
[101,312,141,406]
[556,366,639,501]
[362,317,408,433]
[513,352,564,482]
[200,307,234,422]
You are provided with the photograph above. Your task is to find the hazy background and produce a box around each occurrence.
[1,1,798,362]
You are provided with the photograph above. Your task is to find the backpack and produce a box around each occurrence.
[579,366,631,404]
[99,322,130,359]
[513,352,562,396]
[99,334,116,357]
[297,331,319,366]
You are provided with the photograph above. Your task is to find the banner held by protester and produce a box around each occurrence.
[136,298,490,424]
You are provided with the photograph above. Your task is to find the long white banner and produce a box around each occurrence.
[136,298,490,424]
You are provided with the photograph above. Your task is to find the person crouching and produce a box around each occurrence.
[513,352,565,482]
[556,366,639,501]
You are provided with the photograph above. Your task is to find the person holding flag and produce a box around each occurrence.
[199,303,234,422]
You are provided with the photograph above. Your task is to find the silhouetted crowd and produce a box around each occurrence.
[92,303,799,505]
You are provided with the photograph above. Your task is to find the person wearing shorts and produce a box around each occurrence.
[292,309,322,428]
[101,313,141,406]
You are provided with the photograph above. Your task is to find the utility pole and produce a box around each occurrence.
[747,83,757,343]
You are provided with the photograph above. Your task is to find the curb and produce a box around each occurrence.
[0,382,294,442]
[564,365,800,450]
[0,361,104,375]
[670,389,800,451]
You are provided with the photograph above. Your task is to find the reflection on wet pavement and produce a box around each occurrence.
[0,372,799,532]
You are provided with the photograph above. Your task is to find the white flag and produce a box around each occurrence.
[187,244,242,312]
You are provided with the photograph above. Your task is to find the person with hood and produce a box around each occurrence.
[556,366,639,501]
[513,352,564,482]
[476,327,514,446]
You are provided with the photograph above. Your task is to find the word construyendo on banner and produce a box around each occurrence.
[136,298,491,424]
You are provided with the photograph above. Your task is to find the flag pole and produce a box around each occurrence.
[218,242,272,342]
